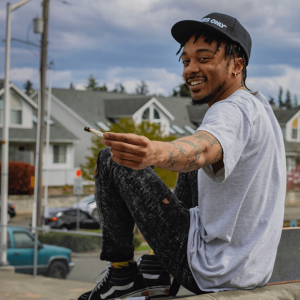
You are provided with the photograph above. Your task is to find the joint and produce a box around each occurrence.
[162,198,169,204]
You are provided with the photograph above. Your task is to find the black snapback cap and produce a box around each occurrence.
[171,12,252,65]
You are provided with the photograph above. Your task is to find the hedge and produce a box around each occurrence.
[0,162,34,195]
[38,232,142,253]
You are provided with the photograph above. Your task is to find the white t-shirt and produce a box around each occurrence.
[187,90,286,292]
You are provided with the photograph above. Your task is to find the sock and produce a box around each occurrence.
[149,249,155,255]
[111,259,134,269]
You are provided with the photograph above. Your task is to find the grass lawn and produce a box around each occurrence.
[135,244,151,251]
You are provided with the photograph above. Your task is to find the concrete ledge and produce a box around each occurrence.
[0,265,15,273]
[187,282,300,300]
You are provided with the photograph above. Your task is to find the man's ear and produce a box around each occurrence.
[233,57,244,74]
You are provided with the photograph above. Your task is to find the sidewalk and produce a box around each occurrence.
[2,269,300,300]
[0,270,95,300]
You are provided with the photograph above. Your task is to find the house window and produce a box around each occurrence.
[142,108,150,120]
[11,93,22,125]
[154,108,160,119]
[292,117,298,140]
[53,145,67,163]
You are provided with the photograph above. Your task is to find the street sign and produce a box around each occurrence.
[290,220,298,227]
[74,178,83,195]
[76,169,82,177]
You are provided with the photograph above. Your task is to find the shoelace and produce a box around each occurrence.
[88,263,111,300]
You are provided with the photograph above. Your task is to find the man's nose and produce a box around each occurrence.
[185,59,200,74]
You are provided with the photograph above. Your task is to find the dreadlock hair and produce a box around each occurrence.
[176,30,249,91]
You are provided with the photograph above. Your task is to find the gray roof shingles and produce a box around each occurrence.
[51,88,199,135]
[0,116,78,142]
[273,109,298,124]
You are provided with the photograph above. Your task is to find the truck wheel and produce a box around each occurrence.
[47,261,68,279]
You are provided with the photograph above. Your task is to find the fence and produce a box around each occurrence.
[0,224,102,279]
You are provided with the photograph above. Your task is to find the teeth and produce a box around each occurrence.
[190,80,205,86]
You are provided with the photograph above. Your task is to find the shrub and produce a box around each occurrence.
[133,235,142,249]
[38,231,143,253]
[0,162,34,195]
[38,232,102,253]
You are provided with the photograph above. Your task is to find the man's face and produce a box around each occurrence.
[181,34,233,105]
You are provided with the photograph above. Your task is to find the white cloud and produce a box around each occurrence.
[247,64,300,100]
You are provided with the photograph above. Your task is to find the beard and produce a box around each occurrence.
[191,80,227,106]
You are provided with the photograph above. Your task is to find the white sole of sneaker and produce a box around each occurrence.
[148,286,170,297]
[106,288,150,299]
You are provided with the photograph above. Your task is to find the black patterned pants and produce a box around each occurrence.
[94,147,202,294]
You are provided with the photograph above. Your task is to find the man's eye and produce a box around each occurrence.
[182,60,189,64]
[199,57,208,61]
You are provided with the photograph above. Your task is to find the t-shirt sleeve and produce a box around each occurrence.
[198,101,251,183]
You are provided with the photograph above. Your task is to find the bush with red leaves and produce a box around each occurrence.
[0,162,35,195]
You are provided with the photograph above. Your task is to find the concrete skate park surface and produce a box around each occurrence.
[2,270,300,300]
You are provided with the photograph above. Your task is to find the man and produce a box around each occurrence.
[78,12,286,300]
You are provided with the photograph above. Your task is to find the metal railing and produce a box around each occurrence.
[0,224,102,279]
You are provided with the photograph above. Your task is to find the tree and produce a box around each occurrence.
[294,94,299,108]
[278,86,284,108]
[69,82,74,89]
[135,81,149,95]
[268,96,275,105]
[86,74,99,91]
[80,118,178,187]
[112,83,125,93]
[285,90,292,109]
[23,80,34,96]
[172,82,191,97]
[86,74,107,91]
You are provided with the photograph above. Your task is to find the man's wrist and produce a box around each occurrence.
[150,140,165,167]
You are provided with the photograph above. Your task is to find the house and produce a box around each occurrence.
[0,80,79,186]
[273,108,300,172]
[31,88,300,176]
[31,88,198,169]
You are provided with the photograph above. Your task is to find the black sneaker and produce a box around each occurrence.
[78,262,149,300]
[137,255,171,297]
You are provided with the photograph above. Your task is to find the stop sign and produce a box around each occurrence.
[76,169,82,177]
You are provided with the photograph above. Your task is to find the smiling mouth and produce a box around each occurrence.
[187,78,207,89]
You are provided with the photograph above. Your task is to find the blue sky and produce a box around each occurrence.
[1,0,300,103]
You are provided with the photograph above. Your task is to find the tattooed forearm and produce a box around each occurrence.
[213,148,223,163]
[160,130,223,173]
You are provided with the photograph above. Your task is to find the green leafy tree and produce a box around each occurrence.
[278,86,284,108]
[81,118,178,188]
[285,90,292,109]
[24,80,34,96]
[135,81,149,95]
[173,82,191,97]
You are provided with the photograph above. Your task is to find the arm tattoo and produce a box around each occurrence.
[213,148,223,163]
[163,131,222,172]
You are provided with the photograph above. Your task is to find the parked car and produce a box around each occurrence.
[72,194,99,219]
[2,226,74,278]
[8,203,16,223]
[0,203,16,223]
[45,208,100,230]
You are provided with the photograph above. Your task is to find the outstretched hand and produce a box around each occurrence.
[101,132,159,170]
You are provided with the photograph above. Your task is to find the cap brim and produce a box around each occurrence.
[171,20,232,45]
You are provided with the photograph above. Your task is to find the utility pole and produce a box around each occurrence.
[1,0,32,267]
[37,0,50,227]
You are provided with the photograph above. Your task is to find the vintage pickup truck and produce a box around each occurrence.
[2,226,74,278]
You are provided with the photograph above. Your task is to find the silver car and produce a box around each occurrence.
[72,194,99,219]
